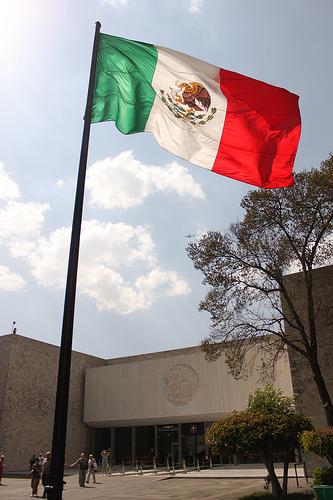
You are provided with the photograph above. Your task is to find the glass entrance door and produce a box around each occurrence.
[171,441,179,464]
[182,423,205,465]
[157,425,178,464]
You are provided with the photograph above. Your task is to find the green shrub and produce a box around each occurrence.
[312,466,333,486]
[300,428,333,466]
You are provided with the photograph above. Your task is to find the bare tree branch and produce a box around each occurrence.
[187,155,333,425]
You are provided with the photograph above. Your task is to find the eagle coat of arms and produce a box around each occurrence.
[159,81,217,125]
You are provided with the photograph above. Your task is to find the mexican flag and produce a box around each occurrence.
[92,34,301,189]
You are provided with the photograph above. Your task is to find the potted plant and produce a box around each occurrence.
[312,467,333,499]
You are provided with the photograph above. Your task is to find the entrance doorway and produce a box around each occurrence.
[157,425,179,464]
[171,442,179,463]
[182,422,205,465]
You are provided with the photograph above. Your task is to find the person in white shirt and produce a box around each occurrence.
[86,454,98,484]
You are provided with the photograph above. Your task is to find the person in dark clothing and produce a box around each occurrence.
[30,461,41,497]
[0,455,5,486]
[70,453,88,487]
[41,452,51,499]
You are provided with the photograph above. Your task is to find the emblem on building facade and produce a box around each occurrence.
[159,81,217,125]
[162,364,199,406]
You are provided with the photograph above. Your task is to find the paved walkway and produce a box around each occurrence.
[1,473,313,499]
[177,464,305,479]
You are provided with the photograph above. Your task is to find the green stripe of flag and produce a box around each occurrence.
[92,33,158,133]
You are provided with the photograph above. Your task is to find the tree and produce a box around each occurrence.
[206,386,313,498]
[187,155,333,425]
[301,427,333,466]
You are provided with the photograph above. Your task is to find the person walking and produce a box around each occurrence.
[70,452,88,487]
[86,454,98,484]
[0,455,5,486]
[41,452,51,498]
[30,461,41,497]
[101,449,109,475]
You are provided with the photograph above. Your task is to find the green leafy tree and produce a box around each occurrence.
[247,386,295,415]
[187,155,333,425]
[301,428,333,466]
[206,386,313,498]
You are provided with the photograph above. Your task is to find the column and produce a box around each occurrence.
[178,423,183,464]
[110,427,115,465]
[131,426,136,465]
[90,428,96,457]
[204,422,209,460]
[154,425,158,459]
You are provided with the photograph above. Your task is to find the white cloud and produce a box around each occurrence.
[86,151,205,209]
[10,225,70,289]
[79,220,157,269]
[186,0,204,13]
[136,269,190,297]
[79,265,144,314]
[0,162,20,201]
[0,160,190,313]
[0,265,25,291]
[56,179,65,187]
[10,219,190,314]
[79,266,190,314]
[0,201,49,241]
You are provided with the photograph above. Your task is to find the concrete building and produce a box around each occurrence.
[0,265,332,471]
[0,333,293,471]
[85,344,293,466]
[283,265,333,426]
[0,334,105,471]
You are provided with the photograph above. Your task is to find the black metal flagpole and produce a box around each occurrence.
[46,21,101,500]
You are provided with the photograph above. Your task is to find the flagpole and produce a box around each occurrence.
[46,21,101,500]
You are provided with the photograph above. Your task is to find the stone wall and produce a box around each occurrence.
[1,264,332,472]
[283,265,333,426]
[84,343,293,427]
[0,336,10,450]
[0,334,105,471]
[283,265,333,470]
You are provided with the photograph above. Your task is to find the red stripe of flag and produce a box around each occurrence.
[212,68,301,188]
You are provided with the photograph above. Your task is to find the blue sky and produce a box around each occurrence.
[0,0,332,358]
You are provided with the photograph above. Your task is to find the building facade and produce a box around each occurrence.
[0,334,105,471]
[0,265,332,471]
[84,345,293,466]
[283,265,333,426]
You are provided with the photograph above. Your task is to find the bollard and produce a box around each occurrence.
[183,458,187,474]
[303,461,309,483]
[135,459,138,473]
[166,457,170,472]
[140,462,143,475]
[153,457,157,474]
[209,456,213,469]
[197,458,200,472]
[122,461,125,474]
[172,459,175,475]
[294,463,299,488]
